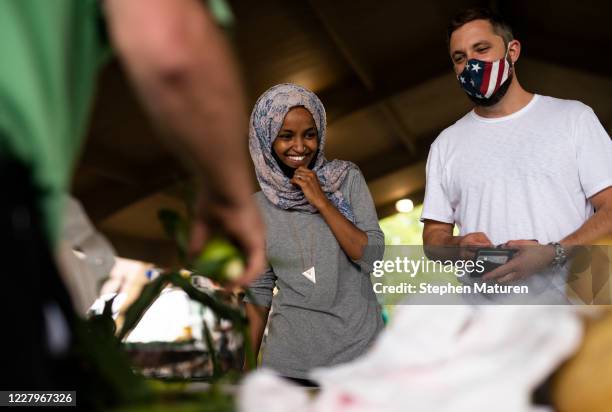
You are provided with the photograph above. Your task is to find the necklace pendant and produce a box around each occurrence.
[302,266,316,284]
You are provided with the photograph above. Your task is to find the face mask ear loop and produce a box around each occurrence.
[505,42,513,68]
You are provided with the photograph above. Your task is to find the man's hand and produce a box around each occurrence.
[291,166,329,211]
[105,0,267,285]
[458,232,494,259]
[483,240,555,283]
[189,195,266,287]
[423,220,494,261]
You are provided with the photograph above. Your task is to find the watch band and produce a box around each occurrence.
[547,242,568,267]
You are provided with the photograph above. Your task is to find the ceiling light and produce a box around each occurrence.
[395,198,414,213]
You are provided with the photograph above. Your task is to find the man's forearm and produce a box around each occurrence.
[561,205,612,251]
[423,229,463,260]
[106,0,253,205]
[424,229,460,247]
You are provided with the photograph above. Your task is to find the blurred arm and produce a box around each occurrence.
[104,0,265,283]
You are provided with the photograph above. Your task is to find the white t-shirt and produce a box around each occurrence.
[421,94,612,245]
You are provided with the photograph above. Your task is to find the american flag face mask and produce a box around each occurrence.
[457,50,513,101]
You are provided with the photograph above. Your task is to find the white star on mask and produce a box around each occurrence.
[471,63,481,72]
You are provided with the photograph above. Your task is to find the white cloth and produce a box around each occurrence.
[122,289,193,343]
[421,95,612,245]
[238,303,582,412]
[89,290,193,342]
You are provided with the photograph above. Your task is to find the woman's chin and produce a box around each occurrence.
[284,159,308,168]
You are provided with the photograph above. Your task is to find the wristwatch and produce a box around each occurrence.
[547,242,568,267]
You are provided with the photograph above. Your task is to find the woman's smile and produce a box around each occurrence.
[284,153,311,167]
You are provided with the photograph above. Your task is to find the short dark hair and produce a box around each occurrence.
[447,7,514,47]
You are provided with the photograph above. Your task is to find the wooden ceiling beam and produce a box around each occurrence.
[357,135,433,182]
[308,0,418,154]
[317,64,450,126]
[77,143,141,186]
[76,159,189,224]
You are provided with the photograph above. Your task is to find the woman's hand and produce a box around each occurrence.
[291,166,330,210]
[292,166,368,260]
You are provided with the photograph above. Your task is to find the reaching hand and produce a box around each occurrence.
[189,193,266,287]
[457,232,494,259]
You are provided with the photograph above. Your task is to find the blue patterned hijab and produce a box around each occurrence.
[249,83,356,221]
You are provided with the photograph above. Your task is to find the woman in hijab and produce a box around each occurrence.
[245,83,384,386]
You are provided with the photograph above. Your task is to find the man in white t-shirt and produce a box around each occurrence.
[421,8,612,293]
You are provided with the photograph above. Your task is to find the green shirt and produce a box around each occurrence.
[0,0,110,245]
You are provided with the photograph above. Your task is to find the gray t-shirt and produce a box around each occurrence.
[245,168,384,379]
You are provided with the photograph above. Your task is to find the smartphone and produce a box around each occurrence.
[471,247,517,277]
